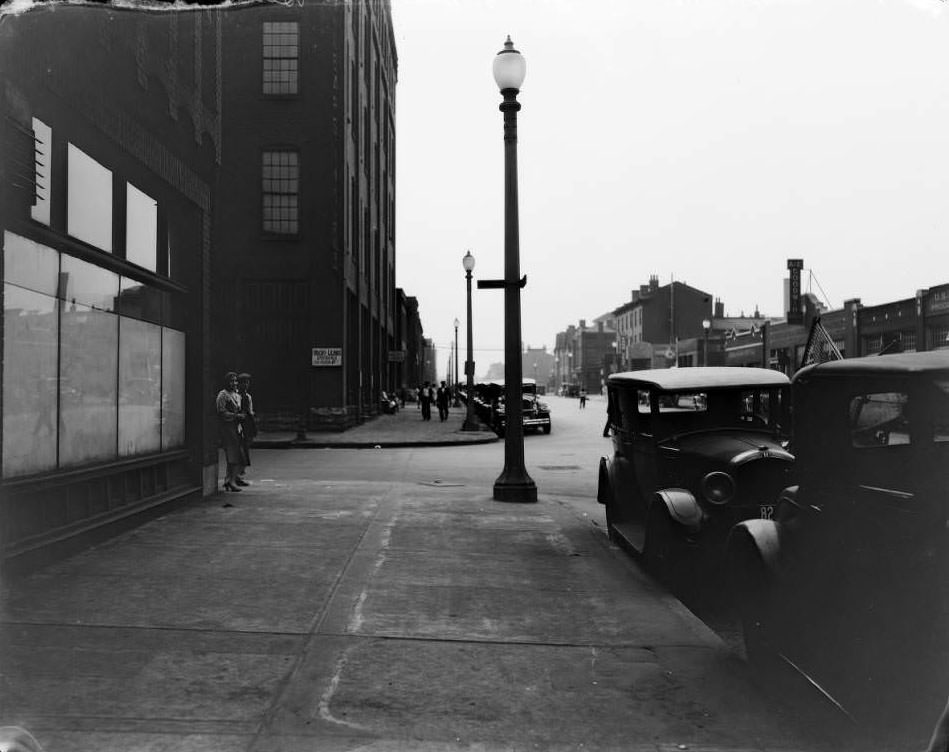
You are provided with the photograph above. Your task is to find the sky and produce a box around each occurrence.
[391,0,949,378]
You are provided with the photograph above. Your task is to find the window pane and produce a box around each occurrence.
[262,20,299,94]
[118,317,162,457]
[126,182,158,272]
[2,284,59,476]
[61,254,119,311]
[262,150,299,234]
[118,277,164,324]
[67,144,113,252]
[59,304,118,467]
[850,392,910,448]
[3,230,59,297]
[162,327,186,450]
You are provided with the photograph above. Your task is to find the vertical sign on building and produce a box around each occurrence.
[787,259,804,325]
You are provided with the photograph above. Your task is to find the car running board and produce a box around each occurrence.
[610,521,646,555]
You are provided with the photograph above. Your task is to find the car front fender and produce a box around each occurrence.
[726,517,782,574]
[654,488,703,533]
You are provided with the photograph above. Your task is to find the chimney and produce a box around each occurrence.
[714,298,725,318]
[649,275,659,292]
[579,319,586,329]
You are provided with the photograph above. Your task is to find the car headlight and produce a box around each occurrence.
[701,471,735,505]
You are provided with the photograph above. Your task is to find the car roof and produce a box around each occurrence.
[794,351,949,381]
[608,366,790,390]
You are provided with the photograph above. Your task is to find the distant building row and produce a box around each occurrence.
[554,271,949,394]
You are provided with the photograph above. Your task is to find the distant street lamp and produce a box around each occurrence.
[461,251,482,431]
[491,36,536,503]
[702,318,711,366]
[453,317,461,406]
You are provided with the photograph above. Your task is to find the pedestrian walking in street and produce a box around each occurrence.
[436,380,451,421]
[419,381,433,421]
[236,372,256,486]
[579,387,588,409]
[216,371,246,492]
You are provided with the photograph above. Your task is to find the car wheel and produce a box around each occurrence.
[728,545,777,675]
[643,505,692,596]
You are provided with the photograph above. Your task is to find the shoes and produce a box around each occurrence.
[235,478,249,486]
[223,482,242,492]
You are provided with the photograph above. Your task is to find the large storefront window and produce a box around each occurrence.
[118,317,162,457]
[59,304,118,467]
[2,284,59,476]
[1,231,186,478]
[162,328,186,450]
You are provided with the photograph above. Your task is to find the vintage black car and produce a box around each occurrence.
[726,352,949,730]
[479,379,551,437]
[597,367,792,591]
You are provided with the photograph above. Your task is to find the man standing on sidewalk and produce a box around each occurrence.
[436,381,451,421]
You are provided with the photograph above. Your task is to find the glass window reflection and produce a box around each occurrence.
[61,254,119,312]
[3,284,59,476]
[3,231,59,297]
[162,327,186,450]
[118,276,164,324]
[119,317,162,456]
[59,303,119,467]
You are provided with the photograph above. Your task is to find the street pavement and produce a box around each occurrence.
[0,403,850,751]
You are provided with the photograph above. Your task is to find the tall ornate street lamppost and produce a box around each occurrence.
[702,318,711,367]
[461,251,483,431]
[453,317,461,406]
[486,36,536,502]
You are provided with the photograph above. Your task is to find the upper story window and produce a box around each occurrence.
[263,21,299,95]
[262,150,299,235]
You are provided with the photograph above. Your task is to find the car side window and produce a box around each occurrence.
[617,387,648,434]
[849,392,910,448]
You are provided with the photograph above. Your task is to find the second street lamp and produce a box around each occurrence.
[461,251,483,431]
[453,317,460,406]
[491,36,536,503]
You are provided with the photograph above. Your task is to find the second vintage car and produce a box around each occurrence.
[726,352,949,732]
[474,379,551,437]
[597,366,793,593]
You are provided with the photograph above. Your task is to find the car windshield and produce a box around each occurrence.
[645,386,788,438]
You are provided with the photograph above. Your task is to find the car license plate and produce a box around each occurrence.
[759,505,775,520]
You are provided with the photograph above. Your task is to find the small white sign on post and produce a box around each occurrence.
[312,347,342,366]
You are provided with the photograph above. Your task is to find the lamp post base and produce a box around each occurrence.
[493,472,538,503]
[461,416,489,432]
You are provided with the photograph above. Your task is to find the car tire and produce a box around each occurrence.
[728,544,778,675]
[643,505,691,596]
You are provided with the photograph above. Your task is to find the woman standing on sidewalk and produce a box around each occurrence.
[216,371,246,492]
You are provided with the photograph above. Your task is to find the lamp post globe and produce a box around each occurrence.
[491,36,536,503]
[702,318,711,367]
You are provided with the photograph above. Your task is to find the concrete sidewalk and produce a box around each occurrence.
[253,403,498,449]
[0,448,843,751]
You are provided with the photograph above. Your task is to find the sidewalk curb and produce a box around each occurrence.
[252,433,499,450]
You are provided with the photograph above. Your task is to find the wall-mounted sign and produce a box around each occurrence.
[388,350,406,362]
[787,258,804,325]
[312,347,342,366]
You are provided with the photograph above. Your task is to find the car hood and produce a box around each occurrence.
[660,431,793,465]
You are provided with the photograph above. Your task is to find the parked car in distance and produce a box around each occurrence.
[477,378,551,437]
[597,366,793,594]
[726,352,949,733]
